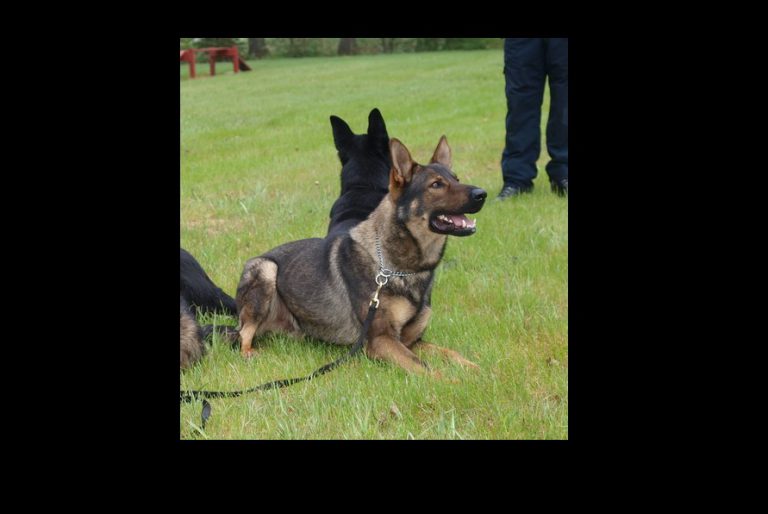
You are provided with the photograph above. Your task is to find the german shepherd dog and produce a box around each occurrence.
[180,247,238,368]
[327,108,391,238]
[236,136,486,374]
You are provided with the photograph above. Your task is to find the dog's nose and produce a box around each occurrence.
[471,188,487,203]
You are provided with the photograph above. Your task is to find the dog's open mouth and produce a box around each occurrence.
[430,213,477,236]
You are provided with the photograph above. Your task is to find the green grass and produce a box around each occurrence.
[180,50,567,439]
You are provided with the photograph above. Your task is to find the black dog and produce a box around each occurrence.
[327,108,391,238]
[180,248,238,368]
[180,247,237,316]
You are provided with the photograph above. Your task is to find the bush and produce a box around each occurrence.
[443,38,502,50]
[265,38,338,57]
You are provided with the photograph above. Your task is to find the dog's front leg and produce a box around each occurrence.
[411,340,480,370]
[400,306,479,369]
[400,305,431,347]
[366,335,431,374]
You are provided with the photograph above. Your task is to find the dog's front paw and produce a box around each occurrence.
[428,369,460,383]
[455,356,480,370]
[241,348,258,359]
[429,370,459,384]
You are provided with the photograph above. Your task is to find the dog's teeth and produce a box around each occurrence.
[461,219,467,228]
[467,219,476,228]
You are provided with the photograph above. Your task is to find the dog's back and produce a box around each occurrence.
[327,108,391,238]
[180,247,237,316]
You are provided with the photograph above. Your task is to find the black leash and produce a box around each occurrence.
[181,300,379,431]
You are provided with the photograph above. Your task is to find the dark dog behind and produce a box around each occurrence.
[180,247,238,368]
[327,108,391,238]
[236,136,486,374]
[180,248,237,316]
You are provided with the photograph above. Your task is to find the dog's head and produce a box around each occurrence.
[388,136,486,237]
[329,108,391,192]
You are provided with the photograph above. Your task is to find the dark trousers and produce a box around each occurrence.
[501,38,568,188]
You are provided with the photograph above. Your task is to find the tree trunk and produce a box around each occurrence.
[248,38,269,58]
[381,38,395,53]
[338,38,357,55]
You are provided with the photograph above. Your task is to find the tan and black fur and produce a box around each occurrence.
[236,136,486,374]
[180,296,206,369]
[179,248,240,369]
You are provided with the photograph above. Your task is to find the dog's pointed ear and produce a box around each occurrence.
[330,115,354,151]
[367,108,389,140]
[430,135,452,168]
[389,138,414,199]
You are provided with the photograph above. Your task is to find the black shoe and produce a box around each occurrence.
[550,178,568,196]
[496,184,533,200]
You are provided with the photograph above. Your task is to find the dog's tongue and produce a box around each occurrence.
[446,214,475,229]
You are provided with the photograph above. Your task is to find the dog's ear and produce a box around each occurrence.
[367,108,389,141]
[430,135,452,168]
[330,115,354,151]
[389,138,414,199]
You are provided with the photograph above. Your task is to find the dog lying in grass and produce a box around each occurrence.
[236,135,486,374]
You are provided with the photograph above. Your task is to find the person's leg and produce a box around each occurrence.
[500,38,546,196]
[545,38,568,195]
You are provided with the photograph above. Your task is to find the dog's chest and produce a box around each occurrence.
[383,273,432,307]
[380,293,419,331]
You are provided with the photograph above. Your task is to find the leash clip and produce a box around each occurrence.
[370,270,390,308]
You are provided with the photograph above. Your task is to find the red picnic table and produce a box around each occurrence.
[180,46,251,79]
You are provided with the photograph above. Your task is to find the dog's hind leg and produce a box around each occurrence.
[238,322,259,358]
[236,258,280,359]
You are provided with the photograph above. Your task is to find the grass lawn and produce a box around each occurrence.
[180,49,568,439]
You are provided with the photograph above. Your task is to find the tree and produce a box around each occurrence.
[338,38,358,55]
[415,38,444,52]
[380,38,396,53]
[248,38,269,58]
[195,38,238,49]
[443,38,492,50]
[287,38,308,57]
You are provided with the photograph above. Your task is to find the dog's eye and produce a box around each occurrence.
[431,181,443,189]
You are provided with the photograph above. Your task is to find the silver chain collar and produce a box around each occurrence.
[369,235,422,307]
[375,235,419,280]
